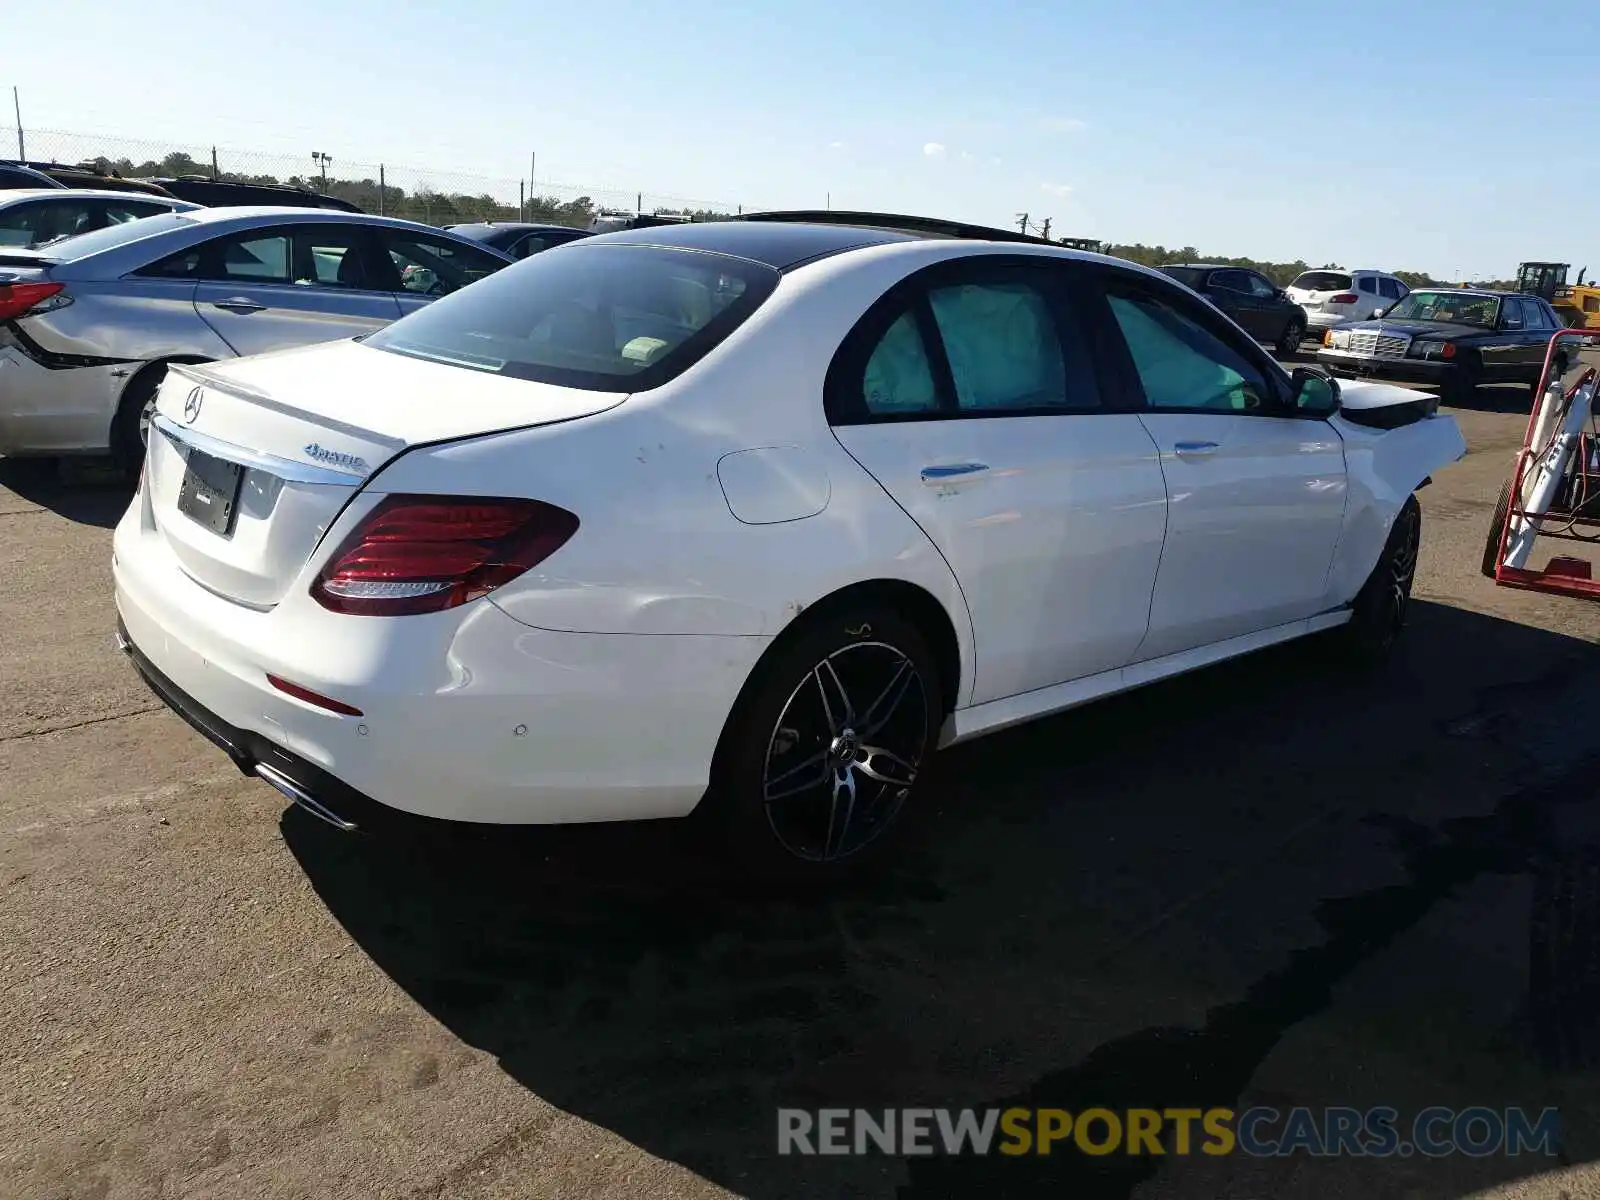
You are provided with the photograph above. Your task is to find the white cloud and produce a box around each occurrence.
[1041,182,1074,197]
[826,140,846,150]
[923,142,947,158]
[1040,117,1088,133]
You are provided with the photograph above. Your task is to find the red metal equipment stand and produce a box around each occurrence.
[1489,331,1600,599]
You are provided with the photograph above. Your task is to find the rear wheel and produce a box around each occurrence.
[109,368,166,477]
[1337,495,1421,661]
[704,605,943,881]
[1276,317,1305,357]
[1481,479,1513,579]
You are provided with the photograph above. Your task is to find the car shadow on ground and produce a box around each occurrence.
[285,601,1600,1200]
[0,456,131,528]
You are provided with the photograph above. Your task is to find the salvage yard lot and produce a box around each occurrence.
[3,362,1600,1200]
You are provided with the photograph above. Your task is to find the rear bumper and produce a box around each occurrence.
[0,335,127,455]
[117,619,385,832]
[1305,310,1360,330]
[112,499,766,826]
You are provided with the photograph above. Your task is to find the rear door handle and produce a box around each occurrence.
[212,297,266,313]
[1173,441,1220,457]
[920,462,990,483]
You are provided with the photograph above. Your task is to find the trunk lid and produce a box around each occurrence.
[144,338,626,608]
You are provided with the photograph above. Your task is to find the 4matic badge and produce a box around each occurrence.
[303,443,370,473]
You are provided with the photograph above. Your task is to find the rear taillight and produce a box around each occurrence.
[311,494,579,616]
[1329,293,1359,305]
[0,281,65,322]
[1440,342,1456,360]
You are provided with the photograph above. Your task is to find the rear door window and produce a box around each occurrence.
[1501,298,1527,329]
[1378,277,1402,300]
[205,232,292,283]
[103,200,168,225]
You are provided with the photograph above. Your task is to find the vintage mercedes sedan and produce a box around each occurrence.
[1317,288,1580,403]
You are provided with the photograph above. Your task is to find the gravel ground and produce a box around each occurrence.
[2,362,1599,1200]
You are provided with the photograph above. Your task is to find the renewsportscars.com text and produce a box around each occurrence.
[777,1106,1562,1159]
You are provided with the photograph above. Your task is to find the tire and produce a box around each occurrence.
[109,367,166,477]
[1443,361,1481,406]
[1337,495,1421,661]
[1276,318,1305,357]
[703,604,944,881]
[1538,354,1570,394]
[1482,479,1513,579]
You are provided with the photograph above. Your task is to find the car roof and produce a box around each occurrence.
[169,205,469,231]
[0,188,194,205]
[582,219,918,269]
[449,221,585,233]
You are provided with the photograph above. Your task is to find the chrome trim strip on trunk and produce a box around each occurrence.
[150,412,367,485]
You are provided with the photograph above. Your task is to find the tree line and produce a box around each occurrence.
[77,151,1505,284]
[76,150,726,229]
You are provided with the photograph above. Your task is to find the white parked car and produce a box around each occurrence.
[1286,269,1410,331]
[112,216,1467,876]
[0,188,198,249]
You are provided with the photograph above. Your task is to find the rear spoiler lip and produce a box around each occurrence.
[166,360,409,448]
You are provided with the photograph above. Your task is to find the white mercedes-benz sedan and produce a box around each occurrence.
[111,212,1467,876]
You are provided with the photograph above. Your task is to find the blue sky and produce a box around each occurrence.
[8,0,1600,277]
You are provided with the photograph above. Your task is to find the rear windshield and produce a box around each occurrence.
[1291,271,1352,291]
[33,211,198,261]
[366,243,780,391]
[1158,266,1207,289]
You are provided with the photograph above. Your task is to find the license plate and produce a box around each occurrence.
[176,449,245,537]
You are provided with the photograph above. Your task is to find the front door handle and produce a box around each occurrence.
[920,462,990,483]
[212,297,266,313]
[1173,441,1220,457]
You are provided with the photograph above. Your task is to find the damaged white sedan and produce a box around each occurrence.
[111,213,1467,877]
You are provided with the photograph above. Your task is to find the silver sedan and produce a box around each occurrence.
[0,207,514,469]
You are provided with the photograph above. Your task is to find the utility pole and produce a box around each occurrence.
[12,87,23,160]
[1016,212,1029,234]
[826,192,831,211]
[311,151,332,191]
[210,146,219,181]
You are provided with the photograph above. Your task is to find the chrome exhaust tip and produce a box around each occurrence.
[254,762,358,832]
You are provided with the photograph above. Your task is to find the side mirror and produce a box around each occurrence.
[1290,366,1341,417]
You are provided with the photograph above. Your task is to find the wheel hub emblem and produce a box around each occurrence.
[829,729,859,767]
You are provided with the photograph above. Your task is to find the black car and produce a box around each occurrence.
[1,160,176,198]
[1316,289,1580,403]
[1159,263,1309,355]
[0,162,66,190]
[141,176,364,213]
[443,221,591,259]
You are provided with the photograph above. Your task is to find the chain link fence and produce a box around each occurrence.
[2,127,743,229]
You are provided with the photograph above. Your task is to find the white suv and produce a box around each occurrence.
[1286,269,1409,331]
